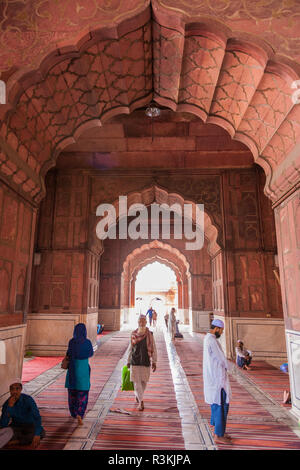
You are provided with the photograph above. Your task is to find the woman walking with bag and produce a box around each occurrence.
[65,323,94,425]
[127,314,157,411]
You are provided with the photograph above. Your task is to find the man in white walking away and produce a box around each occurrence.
[203,318,232,445]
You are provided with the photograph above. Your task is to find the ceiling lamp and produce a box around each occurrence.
[145,102,161,118]
[145,102,161,142]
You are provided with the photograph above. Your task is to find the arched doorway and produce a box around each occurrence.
[1,2,298,415]
[132,261,178,328]
[119,239,193,331]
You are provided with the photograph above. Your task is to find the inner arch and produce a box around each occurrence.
[134,261,178,328]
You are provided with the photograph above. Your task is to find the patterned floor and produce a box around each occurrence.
[91,331,185,450]
[26,331,130,450]
[22,356,64,383]
[2,328,300,451]
[175,333,299,450]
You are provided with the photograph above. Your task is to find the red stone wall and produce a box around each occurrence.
[30,171,101,315]
[275,189,300,331]
[100,235,212,311]
[0,181,36,327]
[223,167,282,318]
[29,165,282,322]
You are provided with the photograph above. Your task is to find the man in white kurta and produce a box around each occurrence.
[203,319,232,444]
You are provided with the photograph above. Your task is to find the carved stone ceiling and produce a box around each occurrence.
[0,0,299,205]
[154,0,300,65]
[1,0,300,81]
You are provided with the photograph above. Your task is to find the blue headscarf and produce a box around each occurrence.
[67,323,94,389]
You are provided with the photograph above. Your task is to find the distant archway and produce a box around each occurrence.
[133,261,178,328]
[121,240,191,326]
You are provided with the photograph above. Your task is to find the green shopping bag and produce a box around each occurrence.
[121,365,134,391]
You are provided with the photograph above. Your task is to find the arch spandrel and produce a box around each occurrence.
[95,185,221,257]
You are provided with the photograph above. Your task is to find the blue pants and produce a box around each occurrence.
[210,389,229,437]
[237,355,252,368]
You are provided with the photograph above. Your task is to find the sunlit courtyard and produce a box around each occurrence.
[130,261,178,329]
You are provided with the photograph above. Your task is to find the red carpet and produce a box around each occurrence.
[37,332,130,450]
[21,330,114,384]
[4,331,300,451]
[96,331,113,341]
[22,357,64,383]
[92,331,185,450]
[237,360,291,408]
[4,332,130,450]
[175,333,300,450]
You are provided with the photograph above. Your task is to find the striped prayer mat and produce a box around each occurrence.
[174,333,300,450]
[22,356,64,383]
[4,329,299,451]
[3,331,130,450]
[92,331,186,450]
[236,360,291,408]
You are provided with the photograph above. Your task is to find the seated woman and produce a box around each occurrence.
[235,340,252,370]
[0,379,45,448]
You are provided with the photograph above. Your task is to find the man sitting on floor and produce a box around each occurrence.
[235,340,252,370]
[0,379,45,449]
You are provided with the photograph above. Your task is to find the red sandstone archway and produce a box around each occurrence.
[120,240,192,326]
[129,259,181,326]
[97,183,222,330]
[0,4,299,206]
[96,184,221,256]
[1,2,299,417]
[130,256,184,313]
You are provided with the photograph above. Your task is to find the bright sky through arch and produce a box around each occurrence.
[135,261,176,292]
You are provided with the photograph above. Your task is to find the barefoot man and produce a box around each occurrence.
[203,319,232,445]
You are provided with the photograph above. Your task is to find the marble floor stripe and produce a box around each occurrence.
[163,330,216,450]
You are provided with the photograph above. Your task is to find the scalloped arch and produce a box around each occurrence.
[1,6,300,204]
[123,240,191,278]
[100,185,221,256]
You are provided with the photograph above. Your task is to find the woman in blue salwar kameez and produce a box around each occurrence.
[65,323,94,425]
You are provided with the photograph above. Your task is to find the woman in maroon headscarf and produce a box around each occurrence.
[127,315,157,411]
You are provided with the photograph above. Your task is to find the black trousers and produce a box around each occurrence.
[11,424,45,445]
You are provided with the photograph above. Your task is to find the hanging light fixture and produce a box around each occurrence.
[145,101,161,142]
[145,101,161,118]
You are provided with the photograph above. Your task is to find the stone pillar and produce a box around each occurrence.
[221,168,284,360]
[274,188,300,419]
[183,278,190,325]
[212,251,225,317]
[28,171,101,352]
[0,182,37,404]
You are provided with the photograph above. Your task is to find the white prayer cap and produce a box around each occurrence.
[237,339,243,343]
[211,319,224,328]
